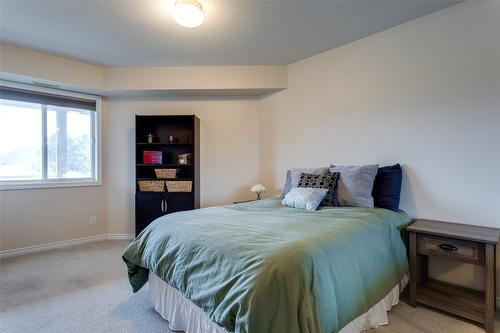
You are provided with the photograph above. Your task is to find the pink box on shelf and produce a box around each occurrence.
[143,151,162,164]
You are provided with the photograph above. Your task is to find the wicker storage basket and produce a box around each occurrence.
[154,168,177,179]
[166,180,192,192]
[138,180,165,192]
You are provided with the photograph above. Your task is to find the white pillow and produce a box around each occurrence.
[282,187,328,211]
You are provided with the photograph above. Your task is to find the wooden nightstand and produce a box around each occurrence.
[407,219,499,333]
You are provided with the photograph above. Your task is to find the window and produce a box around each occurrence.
[0,82,101,189]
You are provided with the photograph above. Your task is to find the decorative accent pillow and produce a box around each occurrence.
[298,172,339,207]
[372,164,402,211]
[282,167,329,197]
[282,187,328,211]
[329,164,379,208]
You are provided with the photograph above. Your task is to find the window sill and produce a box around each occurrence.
[0,179,102,191]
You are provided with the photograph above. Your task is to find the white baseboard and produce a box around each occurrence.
[0,234,135,259]
[105,234,135,240]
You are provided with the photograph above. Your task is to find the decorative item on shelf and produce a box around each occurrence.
[166,180,192,192]
[155,168,177,179]
[168,135,176,144]
[177,153,192,165]
[143,151,162,164]
[138,180,165,192]
[147,133,154,143]
[251,184,266,200]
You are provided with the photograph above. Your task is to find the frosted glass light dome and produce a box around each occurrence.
[173,0,204,28]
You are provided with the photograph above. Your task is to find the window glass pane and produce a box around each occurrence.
[0,100,42,181]
[47,106,93,179]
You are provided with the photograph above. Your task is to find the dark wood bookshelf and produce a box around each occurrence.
[136,143,194,145]
[135,115,200,235]
[136,163,193,167]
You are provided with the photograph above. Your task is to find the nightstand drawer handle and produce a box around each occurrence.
[439,243,458,252]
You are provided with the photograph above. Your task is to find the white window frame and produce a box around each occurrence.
[0,81,102,190]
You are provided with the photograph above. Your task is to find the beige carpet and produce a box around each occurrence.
[0,240,498,333]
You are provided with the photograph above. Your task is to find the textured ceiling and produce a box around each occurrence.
[0,0,460,66]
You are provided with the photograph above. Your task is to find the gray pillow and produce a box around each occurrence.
[282,167,329,197]
[329,164,379,208]
[282,170,292,197]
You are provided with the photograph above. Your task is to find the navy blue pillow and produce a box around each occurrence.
[372,164,402,211]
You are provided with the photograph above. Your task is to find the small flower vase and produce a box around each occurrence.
[147,134,153,143]
[256,192,261,200]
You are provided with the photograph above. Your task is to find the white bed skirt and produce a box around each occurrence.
[148,271,409,333]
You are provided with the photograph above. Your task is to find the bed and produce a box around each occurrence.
[123,198,411,333]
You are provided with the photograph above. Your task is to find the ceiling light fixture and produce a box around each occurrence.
[172,0,204,28]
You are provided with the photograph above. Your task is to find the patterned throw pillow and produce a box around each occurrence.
[282,167,329,197]
[298,172,339,207]
[282,187,328,211]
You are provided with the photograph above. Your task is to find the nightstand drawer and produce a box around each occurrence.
[417,234,484,265]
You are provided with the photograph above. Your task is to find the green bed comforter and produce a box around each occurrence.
[123,198,410,333]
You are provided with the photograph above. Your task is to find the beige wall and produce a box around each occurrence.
[103,65,287,92]
[260,1,500,296]
[105,97,261,235]
[0,187,107,250]
[0,43,104,90]
[0,42,287,95]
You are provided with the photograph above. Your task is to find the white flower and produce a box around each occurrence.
[251,184,266,194]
